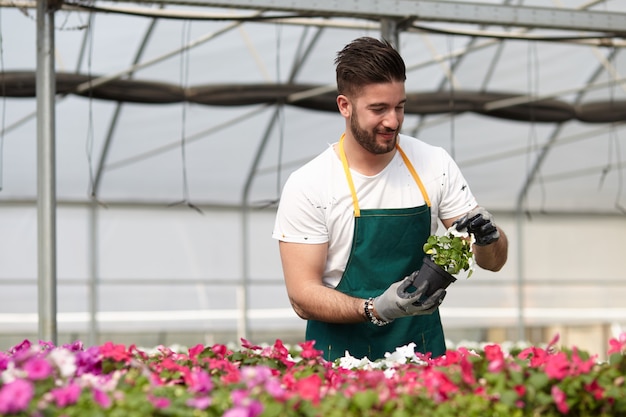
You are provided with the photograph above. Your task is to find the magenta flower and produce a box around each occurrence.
[187,396,211,410]
[551,385,569,414]
[188,344,206,362]
[230,388,264,416]
[50,382,81,407]
[92,388,112,408]
[241,365,272,389]
[99,341,132,363]
[298,340,323,359]
[544,352,570,380]
[148,394,171,409]
[75,346,102,376]
[0,352,9,372]
[0,379,35,414]
[9,340,32,355]
[224,395,263,417]
[608,333,626,355]
[23,356,53,380]
[484,344,505,373]
[186,367,213,394]
[293,373,322,404]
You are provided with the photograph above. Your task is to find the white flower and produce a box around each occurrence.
[447,225,469,238]
[383,343,428,366]
[337,351,375,370]
[48,348,77,378]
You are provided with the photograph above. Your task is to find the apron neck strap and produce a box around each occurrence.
[395,145,432,208]
[339,133,361,217]
[338,133,432,219]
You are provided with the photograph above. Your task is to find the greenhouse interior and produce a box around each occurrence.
[0,0,625,360]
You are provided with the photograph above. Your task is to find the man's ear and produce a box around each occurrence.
[336,94,351,117]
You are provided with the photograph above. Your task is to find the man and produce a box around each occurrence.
[272,37,508,362]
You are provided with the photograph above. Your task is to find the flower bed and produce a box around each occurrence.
[1,333,625,416]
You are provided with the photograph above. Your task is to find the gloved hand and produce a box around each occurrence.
[453,207,500,246]
[373,272,447,322]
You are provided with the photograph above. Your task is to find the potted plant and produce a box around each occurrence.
[413,229,474,297]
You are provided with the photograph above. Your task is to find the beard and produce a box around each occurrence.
[349,110,399,155]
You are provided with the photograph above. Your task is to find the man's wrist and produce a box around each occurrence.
[364,298,391,326]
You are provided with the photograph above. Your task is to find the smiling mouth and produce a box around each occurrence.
[378,131,396,139]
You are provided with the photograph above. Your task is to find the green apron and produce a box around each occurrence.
[306,134,446,362]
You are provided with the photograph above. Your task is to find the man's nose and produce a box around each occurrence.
[382,111,400,130]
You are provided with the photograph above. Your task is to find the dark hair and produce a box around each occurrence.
[335,37,406,98]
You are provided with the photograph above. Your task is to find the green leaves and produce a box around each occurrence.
[423,233,474,276]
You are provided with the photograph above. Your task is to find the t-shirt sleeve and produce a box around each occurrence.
[272,171,329,244]
[437,148,478,220]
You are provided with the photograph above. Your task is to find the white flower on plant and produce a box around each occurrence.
[337,343,428,374]
[447,225,469,239]
[1,361,26,384]
[383,343,428,367]
[337,352,375,370]
[48,348,76,379]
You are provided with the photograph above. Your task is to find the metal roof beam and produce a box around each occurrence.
[123,0,626,35]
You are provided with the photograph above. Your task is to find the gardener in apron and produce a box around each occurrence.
[272,37,508,362]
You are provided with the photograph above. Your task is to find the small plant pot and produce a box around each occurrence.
[413,256,457,298]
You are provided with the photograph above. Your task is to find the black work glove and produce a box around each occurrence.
[453,207,500,246]
[373,272,446,322]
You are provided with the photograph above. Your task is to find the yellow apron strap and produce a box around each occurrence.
[339,134,432,217]
[396,144,432,208]
[339,134,361,217]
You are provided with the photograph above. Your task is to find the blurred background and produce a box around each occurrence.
[0,0,624,359]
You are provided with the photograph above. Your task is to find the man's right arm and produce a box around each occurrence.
[278,241,366,324]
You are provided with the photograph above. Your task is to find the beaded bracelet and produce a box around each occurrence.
[364,297,391,326]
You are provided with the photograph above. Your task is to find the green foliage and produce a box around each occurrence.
[423,232,474,276]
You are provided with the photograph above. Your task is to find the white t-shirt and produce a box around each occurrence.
[272,134,477,288]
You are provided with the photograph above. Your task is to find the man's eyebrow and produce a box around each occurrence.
[367,98,407,108]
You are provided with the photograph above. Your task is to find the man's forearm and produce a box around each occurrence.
[474,227,508,271]
[289,286,366,324]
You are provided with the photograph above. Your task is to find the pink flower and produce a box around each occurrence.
[459,355,476,385]
[188,344,206,362]
[544,352,570,380]
[186,368,213,394]
[293,373,322,404]
[585,380,604,400]
[23,357,53,380]
[0,352,9,372]
[608,332,626,355]
[187,396,211,410]
[92,389,111,408]
[50,382,81,407]
[99,341,132,363]
[0,379,34,414]
[484,344,505,373]
[264,377,286,399]
[75,346,102,376]
[240,338,261,350]
[9,340,32,356]
[569,347,595,376]
[148,394,171,409]
[518,346,549,367]
[298,340,323,360]
[224,403,263,417]
[551,385,569,414]
[229,389,264,417]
